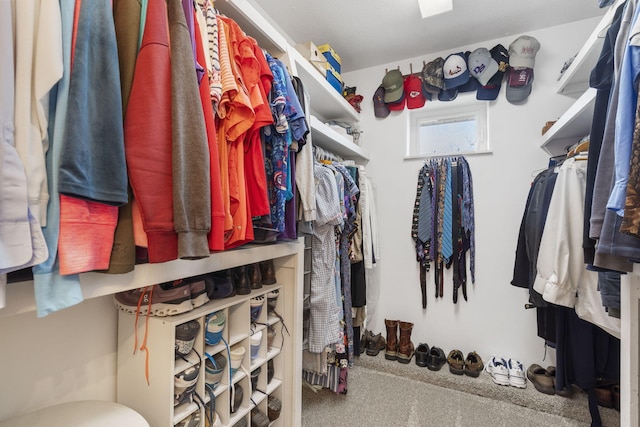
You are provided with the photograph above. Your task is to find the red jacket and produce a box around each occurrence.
[124,0,177,263]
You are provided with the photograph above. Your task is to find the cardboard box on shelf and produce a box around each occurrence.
[295,41,325,63]
[317,43,342,74]
[310,58,329,77]
[325,66,343,94]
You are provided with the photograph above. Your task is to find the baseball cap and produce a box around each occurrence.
[468,48,499,86]
[443,52,469,89]
[382,69,404,103]
[477,44,510,101]
[373,85,390,118]
[506,67,534,104]
[476,84,501,101]
[508,35,540,68]
[405,75,426,109]
[438,87,458,102]
[421,57,445,94]
[387,92,406,111]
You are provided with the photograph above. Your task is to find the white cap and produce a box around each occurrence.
[508,36,540,68]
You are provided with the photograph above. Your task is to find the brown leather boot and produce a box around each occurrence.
[384,319,398,361]
[397,321,415,364]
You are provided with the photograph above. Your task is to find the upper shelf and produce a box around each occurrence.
[215,0,289,55]
[540,87,596,156]
[216,0,360,124]
[1,241,303,319]
[310,116,369,162]
[556,0,624,97]
[290,49,360,123]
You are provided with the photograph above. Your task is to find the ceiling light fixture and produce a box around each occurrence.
[417,0,453,19]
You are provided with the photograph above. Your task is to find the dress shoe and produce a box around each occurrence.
[426,346,447,371]
[414,343,430,367]
[464,351,484,378]
[526,364,554,395]
[365,333,386,356]
[595,386,614,408]
[546,366,573,397]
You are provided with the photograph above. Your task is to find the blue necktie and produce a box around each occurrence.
[442,159,453,261]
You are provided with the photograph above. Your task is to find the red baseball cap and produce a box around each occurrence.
[405,75,426,109]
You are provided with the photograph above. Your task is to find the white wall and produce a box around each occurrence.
[0,295,117,421]
[344,17,600,368]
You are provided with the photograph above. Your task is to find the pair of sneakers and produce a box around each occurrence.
[485,356,526,388]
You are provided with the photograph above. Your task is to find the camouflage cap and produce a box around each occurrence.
[421,57,445,94]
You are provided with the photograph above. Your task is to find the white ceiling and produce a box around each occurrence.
[246,0,608,73]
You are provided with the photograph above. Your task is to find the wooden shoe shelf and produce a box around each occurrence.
[116,240,304,427]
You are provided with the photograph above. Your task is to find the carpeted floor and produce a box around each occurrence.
[301,353,620,427]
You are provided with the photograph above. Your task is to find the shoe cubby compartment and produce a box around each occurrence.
[267,387,283,427]
[266,354,283,395]
[228,376,251,426]
[228,302,250,346]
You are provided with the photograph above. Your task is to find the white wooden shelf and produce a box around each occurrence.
[2,241,301,319]
[215,0,289,55]
[556,0,624,97]
[290,49,360,123]
[540,87,596,156]
[310,115,369,162]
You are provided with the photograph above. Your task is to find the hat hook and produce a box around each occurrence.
[410,63,413,74]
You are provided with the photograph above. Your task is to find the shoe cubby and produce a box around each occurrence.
[116,240,304,427]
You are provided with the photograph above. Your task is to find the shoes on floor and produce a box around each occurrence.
[463,351,484,378]
[361,329,373,352]
[365,333,386,357]
[447,349,465,375]
[396,321,415,364]
[546,366,573,397]
[485,356,510,386]
[595,385,614,408]
[507,358,526,388]
[612,384,620,411]
[415,343,430,367]
[526,364,554,395]
[175,320,200,358]
[426,346,447,371]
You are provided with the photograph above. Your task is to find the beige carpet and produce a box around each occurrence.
[301,353,620,427]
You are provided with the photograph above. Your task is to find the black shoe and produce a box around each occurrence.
[260,259,277,285]
[248,263,262,290]
[233,266,251,295]
[365,333,386,356]
[415,343,430,367]
[426,346,447,371]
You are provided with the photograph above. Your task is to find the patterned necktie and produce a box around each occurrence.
[418,168,432,243]
[442,159,453,262]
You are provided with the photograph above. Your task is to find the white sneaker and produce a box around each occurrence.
[507,358,527,388]
[485,356,510,386]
